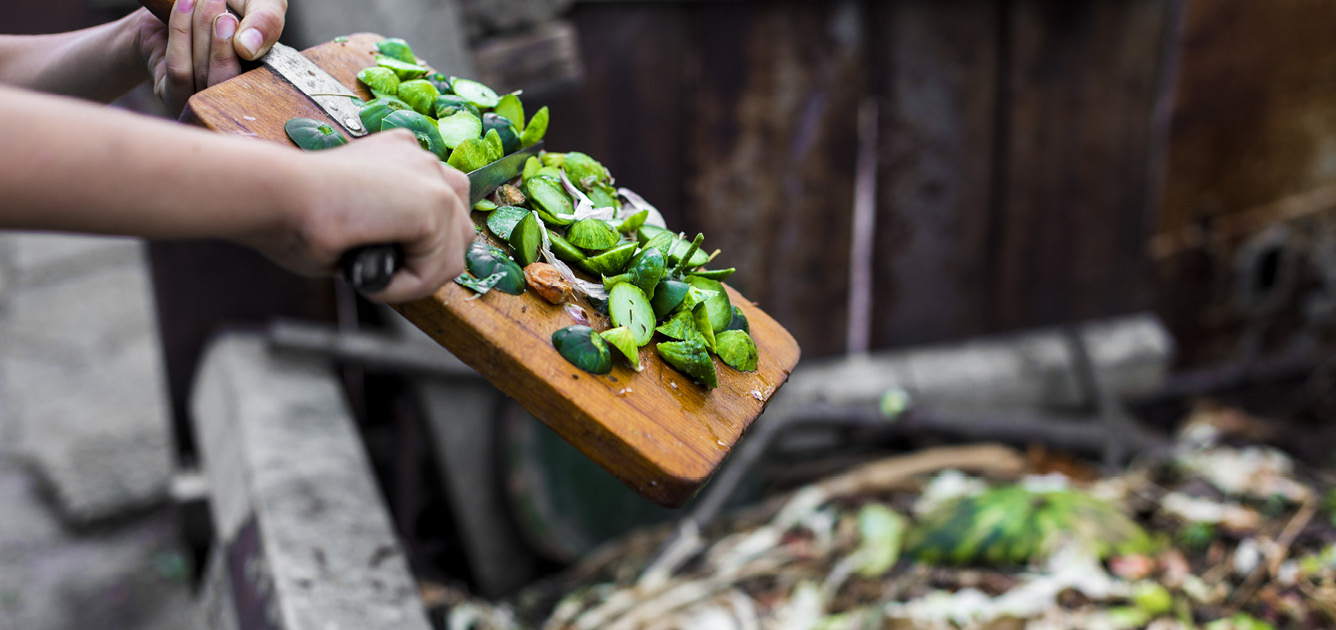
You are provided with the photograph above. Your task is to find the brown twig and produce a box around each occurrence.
[1225,499,1317,612]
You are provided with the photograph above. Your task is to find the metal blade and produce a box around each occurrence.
[262,42,368,137]
[467,142,544,206]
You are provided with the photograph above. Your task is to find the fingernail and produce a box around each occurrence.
[214,14,237,39]
[177,0,194,12]
[238,29,264,57]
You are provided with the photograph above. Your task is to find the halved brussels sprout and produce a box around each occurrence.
[566,218,621,251]
[657,337,717,388]
[447,137,490,172]
[486,206,529,240]
[692,302,717,352]
[434,95,481,120]
[437,111,482,149]
[284,118,348,151]
[563,152,610,191]
[600,326,641,371]
[482,113,520,155]
[578,242,637,277]
[494,94,525,131]
[473,199,498,213]
[609,283,654,346]
[655,310,698,342]
[380,110,445,159]
[553,325,612,375]
[464,241,524,295]
[685,276,732,333]
[375,56,429,81]
[715,330,758,372]
[482,128,504,163]
[508,211,542,268]
[690,267,736,281]
[524,176,573,224]
[546,229,586,264]
[396,79,440,116]
[426,72,452,94]
[358,97,412,134]
[651,279,690,318]
[376,38,417,64]
[617,210,649,234]
[520,106,549,147]
[604,246,664,299]
[449,77,501,108]
[725,305,750,334]
[357,67,400,98]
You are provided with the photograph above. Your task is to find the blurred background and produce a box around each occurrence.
[5,0,1336,628]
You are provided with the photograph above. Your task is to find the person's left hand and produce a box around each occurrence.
[135,0,288,117]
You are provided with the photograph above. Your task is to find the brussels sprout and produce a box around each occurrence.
[376,37,417,64]
[434,95,481,120]
[486,206,529,240]
[691,302,717,352]
[715,330,757,372]
[508,211,542,268]
[563,152,610,191]
[724,305,750,334]
[482,113,520,155]
[520,106,549,147]
[447,137,490,172]
[380,110,445,159]
[651,279,690,318]
[494,94,525,131]
[358,97,411,134]
[284,117,348,151]
[600,327,641,370]
[396,79,439,116]
[578,242,637,277]
[464,241,524,295]
[566,218,621,251]
[426,72,452,94]
[655,311,699,342]
[357,67,400,98]
[685,276,732,333]
[482,128,505,163]
[553,325,612,375]
[657,337,717,388]
[546,229,586,264]
[524,176,573,225]
[609,283,654,346]
[449,77,500,108]
[437,111,482,149]
[375,56,429,81]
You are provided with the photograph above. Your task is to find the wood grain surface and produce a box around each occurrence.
[179,33,801,507]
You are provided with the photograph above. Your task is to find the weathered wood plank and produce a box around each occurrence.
[994,0,1169,330]
[869,1,1002,348]
[681,0,863,358]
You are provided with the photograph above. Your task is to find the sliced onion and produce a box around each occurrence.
[536,215,608,300]
[559,169,615,221]
[617,187,668,228]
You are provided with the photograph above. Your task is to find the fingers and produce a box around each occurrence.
[207,13,242,86]
[191,0,228,89]
[161,0,197,115]
[231,0,287,60]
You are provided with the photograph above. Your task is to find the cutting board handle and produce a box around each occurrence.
[138,0,175,23]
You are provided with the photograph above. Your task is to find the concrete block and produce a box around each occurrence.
[286,0,476,78]
[192,333,431,630]
[0,233,142,286]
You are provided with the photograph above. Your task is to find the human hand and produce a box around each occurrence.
[135,0,288,117]
[252,130,475,303]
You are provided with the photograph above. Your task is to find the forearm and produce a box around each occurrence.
[0,85,304,242]
[0,13,146,102]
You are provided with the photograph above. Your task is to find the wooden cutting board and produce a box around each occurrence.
[178,33,801,507]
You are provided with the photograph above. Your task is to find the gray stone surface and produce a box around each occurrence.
[0,233,172,523]
[287,0,477,78]
[193,333,432,630]
[0,232,190,629]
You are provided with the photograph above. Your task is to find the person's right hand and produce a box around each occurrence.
[250,130,475,303]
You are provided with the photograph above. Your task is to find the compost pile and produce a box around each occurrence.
[427,404,1336,630]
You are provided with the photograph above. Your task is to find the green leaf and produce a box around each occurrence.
[375,56,429,81]
[357,67,400,98]
[454,271,505,295]
[552,325,612,375]
[520,106,549,147]
[380,110,445,159]
[448,77,501,108]
[852,503,906,577]
[284,117,348,151]
[376,37,417,64]
[396,79,440,116]
[437,111,482,150]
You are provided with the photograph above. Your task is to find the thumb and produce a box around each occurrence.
[231,0,286,60]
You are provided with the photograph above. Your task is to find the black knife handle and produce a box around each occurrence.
[341,244,403,294]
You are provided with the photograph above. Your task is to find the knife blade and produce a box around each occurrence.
[341,142,545,294]
[138,0,366,136]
